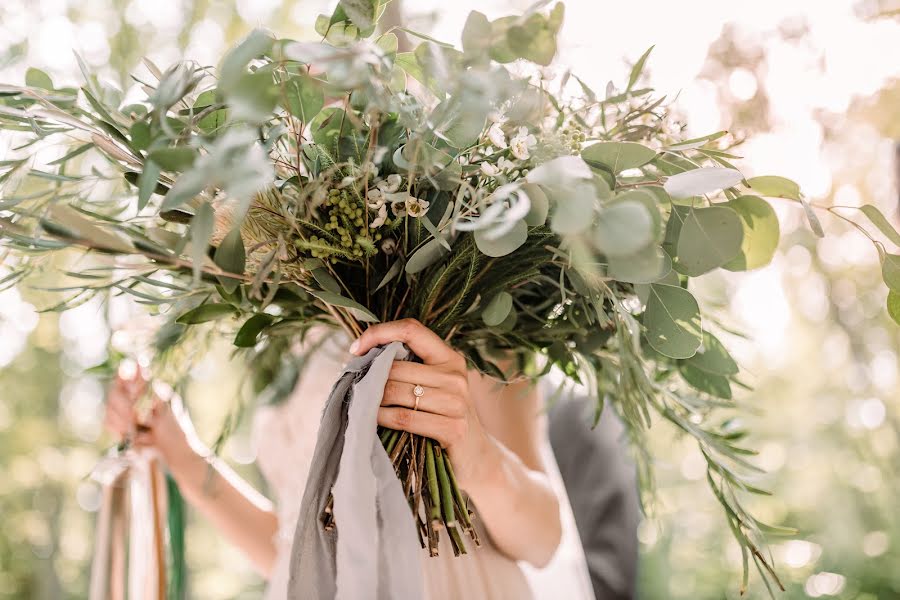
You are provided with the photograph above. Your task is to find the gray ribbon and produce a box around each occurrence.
[287,341,424,600]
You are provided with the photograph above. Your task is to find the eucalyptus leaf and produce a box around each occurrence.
[664,167,743,199]
[219,29,273,91]
[339,0,378,30]
[686,331,739,376]
[859,204,900,248]
[595,198,654,257]
[521,183,549,226]
[676,206,744,276]
[888,290,900,326]
[644,283,702,359]
[482,291,513,326]
[680,363,732,399]
[175,303,237,324]
[214,227,246,293]
[723,195,780,271]
[607,245,672,284]
[882,254,900,293]
[190,202,215,283]
[234,313,275,347]
[475,218,527,257]
[149,147,197,171]
[137,160,161,211]
[746,175,800,200]
[307,289,380,322]
[581,141,656,173]
[406,238,448,274]
[282,75,324,123]
[26,68,54,90]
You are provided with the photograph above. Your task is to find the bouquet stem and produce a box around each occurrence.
[321,428,480,557]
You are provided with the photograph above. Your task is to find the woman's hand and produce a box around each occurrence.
[104,366,204,474]
[349,318,494,491]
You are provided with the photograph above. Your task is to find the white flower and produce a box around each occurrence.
[487,123,507,149]
[498,157,516,171]
[509,127,536,161]
[480,162,500,177]
[370,204,388,228]
[405,196,430,218]
[381,238,397,255]
[366,188,384,209]
[377,173,403,193]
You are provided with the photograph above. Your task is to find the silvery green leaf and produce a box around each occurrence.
[137,160,161,211]
[214,227,246,293]
[882,254,900,293]
[375,259,402,291]
[462,11,491,56]
[664,167,743,199]
[307,289,380,322]
[475,218,527,257]
[176,303,237,324]
[594,199,654,257]
[644,283,702,359]
[405,238,448,274]
[607,245,672,284]
[676,206,744,276]
[190,202,215,283]
[745,175,801,200]
[339,0,378,30]
[722,195,780,271]
[685,331,739,376]
[482,291,513,326]
[526,155,592,187]
[550,181,595,235]
[581,142,656,173]
[219,29,273,91]
[521,183,549,226]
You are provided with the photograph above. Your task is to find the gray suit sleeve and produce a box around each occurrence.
[548,394,641,600]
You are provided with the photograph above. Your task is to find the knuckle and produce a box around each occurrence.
[447,419,467,446]
[393,408,412,429]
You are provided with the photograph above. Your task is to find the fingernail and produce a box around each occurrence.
[349,339,360,355]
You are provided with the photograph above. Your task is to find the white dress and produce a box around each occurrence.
[253,331,594,600]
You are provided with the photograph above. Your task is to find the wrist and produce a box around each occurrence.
[456,434,502,500]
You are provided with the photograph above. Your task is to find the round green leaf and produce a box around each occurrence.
[723,195,780,271]
[581,141,656,173]
[282,75,324,123]
[475,219,528,257]
[521,183,549,226]
[550,182,595,235]
[676,206,744,276]
[644,283,702,359]
[594,198,654,257]
[607,245,672,284]
[482,291,513,326]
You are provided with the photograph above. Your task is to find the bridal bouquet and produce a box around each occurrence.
[4,0,900,593]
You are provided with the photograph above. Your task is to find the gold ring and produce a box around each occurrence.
[413,384,424,411]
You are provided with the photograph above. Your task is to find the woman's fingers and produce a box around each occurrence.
[349,319,459,366]
[381,380,465,417]
[387,361,467,393]
[377,406,466,448]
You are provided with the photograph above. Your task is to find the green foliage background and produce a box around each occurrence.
[1,1,899,599]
